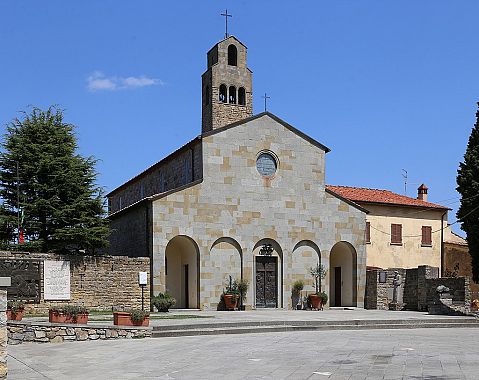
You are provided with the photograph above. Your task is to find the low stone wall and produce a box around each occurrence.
[0,251,150,314]
[365,269,406,310]
[426,277,471,315]
[7,322,151,345]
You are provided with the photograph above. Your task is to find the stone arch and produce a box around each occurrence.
[219,84,227,103]
[292,240,322,295]
[238,87,246,105]
[208,237,243,309]
[228,86,237,104]
[253,238,283,308]
[329,241,358,307]
[228,44,237,66]
[165,235,200,309]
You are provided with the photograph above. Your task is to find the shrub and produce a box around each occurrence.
[151,293,176,312]
[292,280,304,294]
[49,305,88,320]
[129,309,149,323]
[7,300,24,313]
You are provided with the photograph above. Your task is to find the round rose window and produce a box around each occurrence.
[256,152,277,177]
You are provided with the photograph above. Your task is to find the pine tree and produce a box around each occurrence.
[0,106,109,253]
[457,102,479,282]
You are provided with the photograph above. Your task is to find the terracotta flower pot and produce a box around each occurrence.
[7,308,25,321]
[49,310,67,323]
[113,311,149,327]
[223,294,238,310]
[309,294,323,310]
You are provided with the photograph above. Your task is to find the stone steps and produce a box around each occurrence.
[151,318,479,338]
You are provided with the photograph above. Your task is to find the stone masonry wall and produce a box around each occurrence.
[426,277,471,314]
[365,266,440,311]
[108,139,202,214]
[0,289,6,379]
[365,269,406,310]
[8,322,150,345]
[1,252,150,314]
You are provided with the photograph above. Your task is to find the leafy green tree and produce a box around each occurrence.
[457,102,479,282]
[0,106,109,253]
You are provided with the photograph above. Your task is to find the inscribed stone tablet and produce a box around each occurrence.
[44,260,71,300]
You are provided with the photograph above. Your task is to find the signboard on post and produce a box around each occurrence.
[138,272,148,286]
[44,260,71,300]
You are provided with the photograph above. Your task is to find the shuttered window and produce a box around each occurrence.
[365,222,371,243]
[391,224,402,244]
[422,226,432,246]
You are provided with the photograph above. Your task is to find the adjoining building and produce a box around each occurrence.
[326,184,450,272]
[107,35,367,310]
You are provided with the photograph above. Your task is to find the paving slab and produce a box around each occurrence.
[7,328,479,379]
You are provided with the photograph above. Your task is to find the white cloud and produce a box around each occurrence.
[87,71,163,91]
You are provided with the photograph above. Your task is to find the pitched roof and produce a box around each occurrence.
[325,185,449,210]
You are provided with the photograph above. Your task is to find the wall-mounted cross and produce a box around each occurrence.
[220,9,232,39]
[262,93,271,112]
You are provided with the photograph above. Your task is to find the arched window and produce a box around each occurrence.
[204,85,210,105]
[229,86,237,104]
[228,44,237,66]
[238,87,246,105]
[219,84,227,103]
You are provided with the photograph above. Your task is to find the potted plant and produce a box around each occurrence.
[308,263,327,310]
[222,275,239,311]
[49,305,89,324]
[151,293,176,312]
[7,300,25,321]
[113,310,150,327]
[237,278,249,311]
[292,280,304,310]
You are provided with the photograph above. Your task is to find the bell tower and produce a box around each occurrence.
[201,36,253,133]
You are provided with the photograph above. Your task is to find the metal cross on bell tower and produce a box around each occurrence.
[262,93,271,112]
[220,9,232,38]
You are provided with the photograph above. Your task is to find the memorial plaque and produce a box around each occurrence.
[44,260,71,300]
[0,259,41,302]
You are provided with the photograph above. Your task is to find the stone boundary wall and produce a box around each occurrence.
[365,265,439,311]
[0,252,150,314]
[7,322,151,345]
[365,269,406,310]
[426,277,471,314]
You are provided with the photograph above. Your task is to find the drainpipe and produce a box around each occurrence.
[440,211,447,277]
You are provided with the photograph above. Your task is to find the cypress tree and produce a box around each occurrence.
[0,106,109,253]
[457,102,479,282]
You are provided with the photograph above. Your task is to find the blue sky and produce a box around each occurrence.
[1,1,478,233]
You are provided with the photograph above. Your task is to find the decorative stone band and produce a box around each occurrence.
[7,321,151,345]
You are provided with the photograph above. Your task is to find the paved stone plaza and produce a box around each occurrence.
[8,327,479,379]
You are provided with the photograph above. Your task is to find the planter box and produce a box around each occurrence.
[113,311,149,327]
[7,308,25,321]
[49,310,89,324]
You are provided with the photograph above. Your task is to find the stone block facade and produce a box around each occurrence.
[1,252,149,314]
[365,268,406,310]
[149,114,367,310]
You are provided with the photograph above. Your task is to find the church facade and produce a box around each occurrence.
[107,36,367,310]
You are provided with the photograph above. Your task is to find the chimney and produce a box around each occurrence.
[417,184,428,202]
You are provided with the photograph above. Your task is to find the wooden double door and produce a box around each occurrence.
[255,256,278,308]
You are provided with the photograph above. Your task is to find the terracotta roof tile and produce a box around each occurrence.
[326,185,449,210]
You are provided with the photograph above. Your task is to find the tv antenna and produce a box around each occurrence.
[401,169,408,195]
